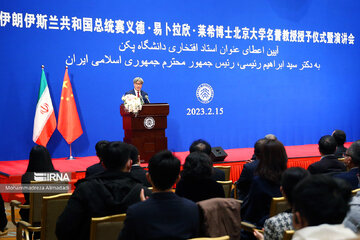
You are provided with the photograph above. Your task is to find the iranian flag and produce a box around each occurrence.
[33,67,57,146]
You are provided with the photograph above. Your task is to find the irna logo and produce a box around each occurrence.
[34,172,71,182]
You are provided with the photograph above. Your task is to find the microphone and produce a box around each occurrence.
[144,95,150,103]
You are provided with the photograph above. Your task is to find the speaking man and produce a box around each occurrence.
[125,77,150,104]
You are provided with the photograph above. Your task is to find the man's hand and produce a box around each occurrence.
[140,188,149,202]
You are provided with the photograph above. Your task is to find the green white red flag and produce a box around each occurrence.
[33,67,57,146]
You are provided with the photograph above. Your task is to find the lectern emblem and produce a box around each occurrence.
[196,83,214,104]
[144,117,155,129]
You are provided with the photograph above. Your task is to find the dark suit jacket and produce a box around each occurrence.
[85,163,105,178]
[176,176,225,203]
[131,165,151,187]
[241,176,282,228]
[211,167,225,181]
[0,194,7,232]
[118,192,199,240]
[335,145,347,158]
[125,89,150,104]
[334,167,359,190]
[235,160,259,200]
[307,155,346,174]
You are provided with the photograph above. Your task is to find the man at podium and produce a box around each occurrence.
[125,77,150,104]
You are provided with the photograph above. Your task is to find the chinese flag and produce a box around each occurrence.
[57,67,83,144]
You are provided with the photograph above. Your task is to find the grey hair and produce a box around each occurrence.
[265,134,277,140]
[133,77,144,84]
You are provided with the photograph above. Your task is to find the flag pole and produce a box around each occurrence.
[67,143,75,160]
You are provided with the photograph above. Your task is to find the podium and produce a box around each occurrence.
[120,103,169,163]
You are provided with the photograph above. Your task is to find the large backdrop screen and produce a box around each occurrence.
[1,0,359,161]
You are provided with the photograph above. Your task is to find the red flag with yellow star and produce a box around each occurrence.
[57,67,83,144]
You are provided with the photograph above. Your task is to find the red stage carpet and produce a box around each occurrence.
[0,142,351,202]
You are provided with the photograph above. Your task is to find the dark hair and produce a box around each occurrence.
[189,139,212,156]
[347,140,360,167]
[95,140,110,162]
[332,130,346,146]
[182,152,213,178]
[254,138,266,159]
[281,167,310,206]
[256,139,288,183]
[102,141,131,170]
[128,144,139,164]
[26,145,55,172]
[148,150,180,190]
[292,175,352,226]
[318,135,337,155]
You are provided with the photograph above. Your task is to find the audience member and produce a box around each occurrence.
[189,139,225,181]
[85,140,109,177]
[118,150,199,240]
[56,141,151,240]
[176,152,225,202]
[291,175,356,239]
[0,194,7,233]
[332,130,347,158]
[20,145,58,221]
[129,144,151,187]
[307,135,346,174]
[254,167,310,240]
[333,140,360,189]
[241,138,288,230]
[343,191,360,233]
[235,138,266,200]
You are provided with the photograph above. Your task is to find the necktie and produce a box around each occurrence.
[137,91,140,97]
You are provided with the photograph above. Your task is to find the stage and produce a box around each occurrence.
[0,142,351,202]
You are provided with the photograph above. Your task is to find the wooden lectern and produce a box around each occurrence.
[120,103,169,163]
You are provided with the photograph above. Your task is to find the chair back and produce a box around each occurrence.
[269,197,290,217]
[217,181,233,198]
[352,188,360,196]
[29,181,69,224]
[188,236,230,240]
[283,230,295,240]
[90,214,126,240]
[213,166,231,181]
[40,193,72,240]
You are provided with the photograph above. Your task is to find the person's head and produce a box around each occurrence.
[292,175,352,229]
[264,134,277,140]
[332,130,346,146]
[26,145,55,172]
[128,144,140,164]
[344,140,360,168]
[133,77,144,92]
[95,140,110,162]
[182,152,213,178]
[254,138,266,160]
[189,139,212,156]
[102,141,132,171]
[280,167,310,206]
[256,139,288,183]
[147,150,181,191]
[318,135,337,155]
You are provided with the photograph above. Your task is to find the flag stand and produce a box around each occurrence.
[67,144,76,160]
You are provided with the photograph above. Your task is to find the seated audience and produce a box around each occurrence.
[333,140,360,189]
[129,144,151,187]
[0,194,7,233]
[235,138,266,200]
[343,191,360,233]
[56,141,151,240]
[118,150,199,240]
[291,175,356,239]
[176,152,225,202]
[307,135,346,174]
[85,140,109,177]
[189,139,225,181]
[241,138,288,230]
[254,167,310,240]
[21,145,59,221]
[332,129,347,158]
